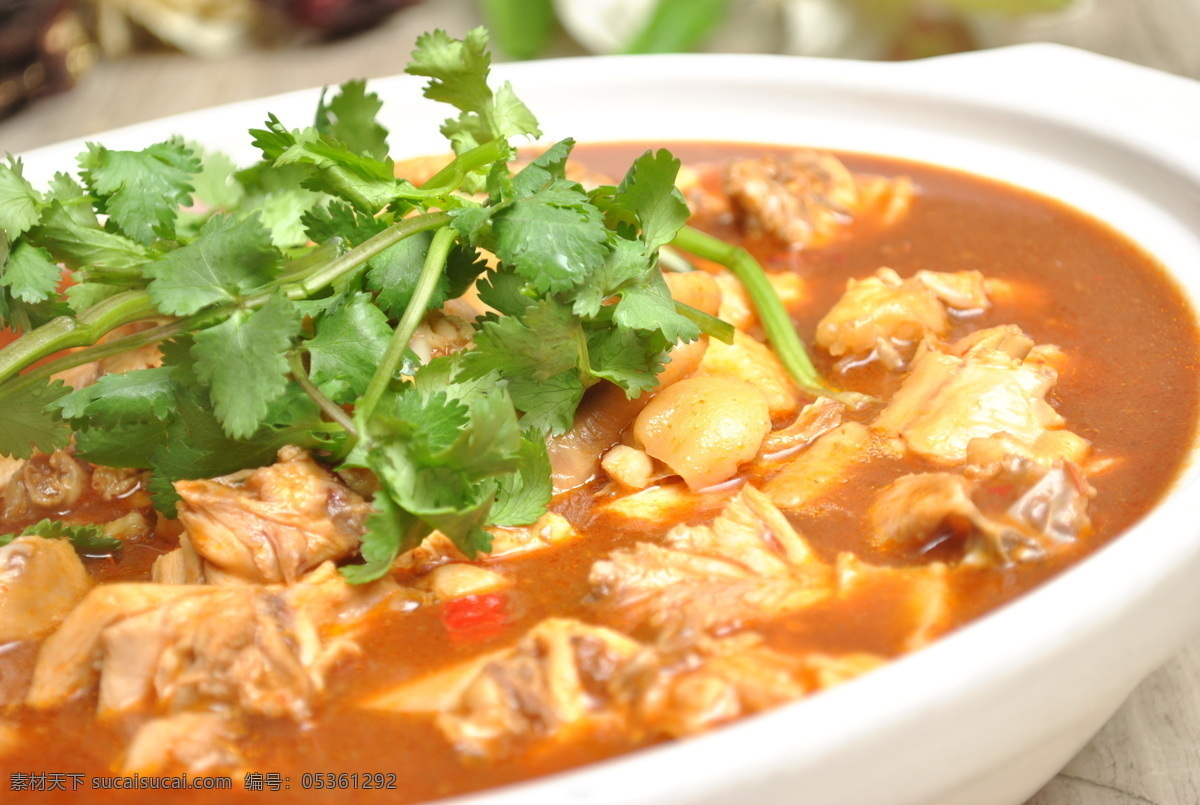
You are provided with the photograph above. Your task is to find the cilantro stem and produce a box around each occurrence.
[419,140,511,194]
[1,214,453,392]
[286,212,452,299]
[348,224,458,451]
[0,291,158,386]
[288,350,356,435]
[671,225,869,406]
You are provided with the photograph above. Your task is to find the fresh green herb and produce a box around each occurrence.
[0,518,122,554]
[0,26,835,582]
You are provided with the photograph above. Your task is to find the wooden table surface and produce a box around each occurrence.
[2,1,1197,803]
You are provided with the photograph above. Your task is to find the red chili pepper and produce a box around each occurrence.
[441,592,507,635]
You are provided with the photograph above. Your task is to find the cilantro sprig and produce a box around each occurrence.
[0,518,121,554]
[0,27,838,582]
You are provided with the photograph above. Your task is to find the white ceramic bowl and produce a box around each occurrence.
[17,44,1200,805]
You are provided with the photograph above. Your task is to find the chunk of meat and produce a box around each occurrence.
[175,446,371,584]
[371,618,643,760]
[725,151,914,248]
[0,720,18,756]
[418,563,509,601]
[869,457,1095,565]
[634,376,772,491]
[966,430,1090,469]
[367,619,880,759]
[25,571,393,720]
[619,634,813,739]
[835,553,952,651]
[758,396,844,462]
[119,712,244,774]
[392,512,579,575]
[407,311,474,365]
[816,268,990,368]
[591,487,833,637]
[150,535,205,585]
[0,536,92,643]
[58,587,320,718]
[0,457,22,489]
[873,327,1074,465]
[762,422,872,511]
[662,270,722,316]
[2,450,88,521]
[91,466,149,501]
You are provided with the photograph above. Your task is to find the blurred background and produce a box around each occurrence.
[2,0,1199,153]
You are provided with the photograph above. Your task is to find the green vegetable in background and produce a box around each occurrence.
[622,0,728,55]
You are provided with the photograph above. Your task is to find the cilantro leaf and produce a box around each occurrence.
[0,378,72,459]
[490,184,609,294]
[187,145,245,212]
[0,289,69,332]
[459,298,583,382]
[571,235,651,318]
[0,157,43,240]
[145,213,280,315]
[342,489,427,584]
[306,292,392,402]
[64,282,122,314]
[302,200,383,247]
[407,27,541,152]
[612,268,700,343]
[507,371,585,435]
[572,238,700,345]
[2,241,61,303]
[365,230,485,319]
[251,115,398,213]
[74,419,172,468]
[474,264,533,316]
[147,386,315,516]
[0,518,121,554]
[57,367,177,427]
[586,324,670,397]
[28,201,150,272]
[508,139,575,200]
[315,79,390,161]
[78,139,199,244]
[488,430,552,526]
[192,292,300,438]
[613,149,689,252]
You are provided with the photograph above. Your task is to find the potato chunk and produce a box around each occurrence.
[634,377,771,490]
